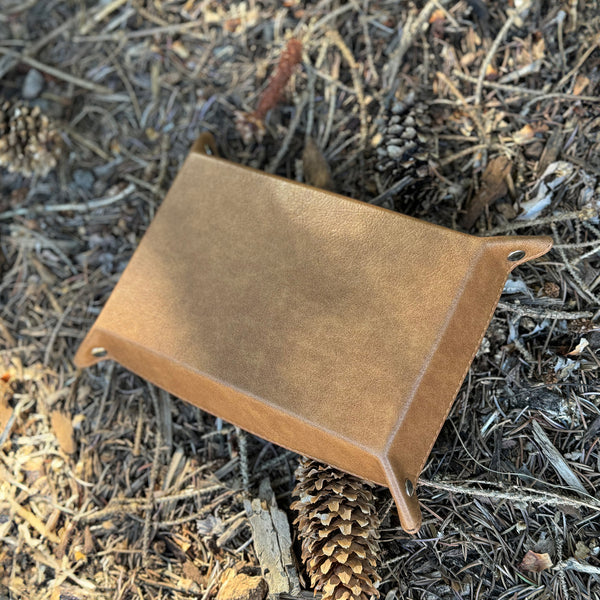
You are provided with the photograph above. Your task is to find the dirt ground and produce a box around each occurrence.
[1,0,600,598]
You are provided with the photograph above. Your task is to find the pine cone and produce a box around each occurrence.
[291,458,381,600]
[0,100,62,177]
[374,91,431,180]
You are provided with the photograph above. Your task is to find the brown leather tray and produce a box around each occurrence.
[75,136,552,533]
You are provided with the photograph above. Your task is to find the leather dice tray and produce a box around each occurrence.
[75,135,552,533]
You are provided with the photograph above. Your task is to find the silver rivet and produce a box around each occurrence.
[508,250,526,262]
[91,347,107,358]
[405,479,414,497]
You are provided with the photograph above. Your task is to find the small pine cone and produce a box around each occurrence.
[372,91,441,214]
[0,100,62,177]
[374,90,431,179]
[291,458,381,600]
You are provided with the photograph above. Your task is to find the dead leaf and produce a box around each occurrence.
[50,410,76,454]
[428,8,446,36]
[485,63,498,79]
[573,74,590,96]
[0,378,13,439]
[302,137,334,190]
[532,33,545,60]
[145,128,160,141]
[537,128,563,175]
[520,550,553,572]
[461,156,512,229]
[23,456,45,477]
[567,338,589,356]
[197,515,224,536]
[428,8,445,23]
[513,124,536,145]
[171,40,190,60]
[574,541,591,561]
[512,122,548,145]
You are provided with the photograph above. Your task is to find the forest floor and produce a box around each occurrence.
[1,0,600,598]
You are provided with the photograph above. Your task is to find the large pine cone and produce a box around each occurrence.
[0,100,62,177]
[291,458,381,600]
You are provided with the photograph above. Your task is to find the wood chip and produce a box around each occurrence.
[4,493,60,544]
[50,410,76,454]
[183,560,205,586]
[244,478,301,598]
[216,573,268,600]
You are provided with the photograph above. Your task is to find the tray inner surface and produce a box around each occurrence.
[76,146,552,532]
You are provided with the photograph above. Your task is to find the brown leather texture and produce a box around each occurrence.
[75,137,552,533]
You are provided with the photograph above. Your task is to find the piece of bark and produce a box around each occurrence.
[244,478,301,599]
[302,138,333,190]
[519,550,553,573]
[537,128,563,176]
[183,560,204,586]
[461,156,512,229]
[531,420,587,495]
[217,573,268,600]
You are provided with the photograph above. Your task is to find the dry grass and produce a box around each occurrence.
[1,0,600,598]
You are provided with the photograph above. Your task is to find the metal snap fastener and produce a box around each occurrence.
[508,250,526,261]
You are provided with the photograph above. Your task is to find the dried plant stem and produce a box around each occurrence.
[326,30,368,154]
[555,558,600,575]
[236,426,250,493]
[143,395,163,562]
[453,71,600,104]
[79,0,129,35]
[555,33,600,90]
[436,71,487,142]
[0,183,136,220]
[551,223,600,305]
[419,478,600,514]
[310,3,355,35]
[484,206,598,235]
[475,2,532,105]
[266,92,308,173]
[73,20,209,43]
[384,0,451,91]
[0,9,84,78]
[369,176,412,207]
[0,47,113,94]
[496,302,593,321]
